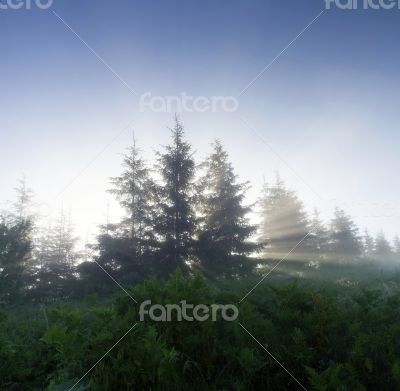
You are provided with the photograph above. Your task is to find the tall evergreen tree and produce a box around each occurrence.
[328,208,362,261]
[0,179,34,303]
[33,212,78,299]
[197,140,259,277]
[13,176,34,221]
[309,209,329,265]
[108,140,155,253]
[374,231,392,260]
[259,175,311,262]
[363,229,375,257]
[95,140,156,280]
[154,118,196,273]
[0,217,33,303]
[394,236,400,255]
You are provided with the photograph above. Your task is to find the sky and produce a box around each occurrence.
[1,0,399,243]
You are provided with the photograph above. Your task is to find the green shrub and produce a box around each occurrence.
[1,270,400,390]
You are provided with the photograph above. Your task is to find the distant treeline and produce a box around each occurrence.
[1,119,399,304]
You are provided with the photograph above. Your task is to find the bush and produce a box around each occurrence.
[1,270,400,390]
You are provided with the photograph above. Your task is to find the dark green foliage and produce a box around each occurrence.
[197,140,260,278]
[2,272,400,390]
[92,141,157,286]
[109,140,155,247]
[153,119,196,273]
[1,122,400,390]
[0,217,33,303]
[0,178,34,304]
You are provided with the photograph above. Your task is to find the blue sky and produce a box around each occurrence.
[1,0,399,241]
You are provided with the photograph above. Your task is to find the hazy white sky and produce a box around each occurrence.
[1,0,399,243]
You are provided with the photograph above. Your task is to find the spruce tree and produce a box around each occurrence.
[0,179,34,303]
[197,140,259,277]
[13,176,34,221]
[259,175,311,263]
[154,118,196,273]
[0,217,32,303]
[109,140,155,252]
[374,231,392,260]
[34,211,78,299]
[394,236,400,255]
[363,229,375,257]
[309,209,329,265]
[328,208,362,261]
[93,140,156,284]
